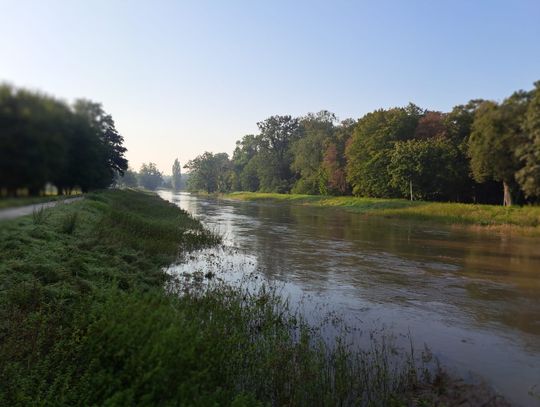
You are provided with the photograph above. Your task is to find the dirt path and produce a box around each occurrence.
[0,197,83,221]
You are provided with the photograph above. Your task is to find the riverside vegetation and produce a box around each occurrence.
[182,81,540,210]
[0,189,508,406]
[225,192,540,234]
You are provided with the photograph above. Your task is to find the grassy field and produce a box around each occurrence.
[0,189,505,406]
[225,192,540,234]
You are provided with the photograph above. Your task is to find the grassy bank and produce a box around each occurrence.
[0,189,504,406]
[225,192,540,233]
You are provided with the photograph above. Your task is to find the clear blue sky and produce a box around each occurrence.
[1,0,539,173]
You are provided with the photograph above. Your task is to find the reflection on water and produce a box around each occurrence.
[161,191,540,406]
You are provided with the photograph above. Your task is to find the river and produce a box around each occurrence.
[160,191,540,406]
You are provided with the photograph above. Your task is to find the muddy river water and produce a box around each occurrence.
[160,191,540,406]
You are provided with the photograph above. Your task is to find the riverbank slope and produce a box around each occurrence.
[225,192,540,235]
[0,189,508,406]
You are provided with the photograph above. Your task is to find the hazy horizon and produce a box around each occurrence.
[1,0,539,174]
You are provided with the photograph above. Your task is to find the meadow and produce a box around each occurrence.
[225,192,540,234]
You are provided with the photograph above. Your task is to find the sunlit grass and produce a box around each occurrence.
[0,189,505,405]
[225,192,540,233]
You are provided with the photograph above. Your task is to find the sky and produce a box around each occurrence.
[1,0,539,174]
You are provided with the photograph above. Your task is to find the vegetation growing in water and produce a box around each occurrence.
[0,189,505,406]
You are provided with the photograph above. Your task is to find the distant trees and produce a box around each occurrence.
[177,81,540,205]
[115,168,139,188]
[138,163,163,191]
[171,159,182,191]
[184,152,232,193]
[0,84,128,196]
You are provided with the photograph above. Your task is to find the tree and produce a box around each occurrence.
[468,92,530,206]
[184,152,232,193]
[0,85,70,196]
[171,158,182,191]
[139,163,163,190]
[388,138,459,201]
[291,111,337,194]
[73,99,128,177]
[256,115,303,192]
[515,81,540,200]
[319,119,355,195]
[346,104,422,197]
[232,134,260,191]
[116,168,138,188]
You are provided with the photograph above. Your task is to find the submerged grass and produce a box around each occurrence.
[0,189,505,406]
[225,192,540,234]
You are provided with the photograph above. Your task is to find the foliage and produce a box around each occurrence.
[138,162,163,191]
[0,190,457,406]
[256,115,303,192]
[185,152,232,193]
[516,81,540,198]
[115,168,139,188]
[388,138,459,201]
[171,158,182,191]
[291,111,337,194]
[468,93,531,205]
[346,104,422,197]
[0,84,127,196]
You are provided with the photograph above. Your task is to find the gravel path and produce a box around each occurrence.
[0,197,83,221]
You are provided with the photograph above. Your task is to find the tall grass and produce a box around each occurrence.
[226,192,540,233]
[0,189,505,406]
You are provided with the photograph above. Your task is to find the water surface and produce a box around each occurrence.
[161,191,540,406]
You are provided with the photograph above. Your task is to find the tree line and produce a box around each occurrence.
[185,81,540,206]
[116,159,186,191]
[0,84,128,196]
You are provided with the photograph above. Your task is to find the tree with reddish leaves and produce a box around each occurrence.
[414,111,447,139]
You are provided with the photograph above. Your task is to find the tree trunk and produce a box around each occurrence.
[503,181,513,206]
[409,180,413,201]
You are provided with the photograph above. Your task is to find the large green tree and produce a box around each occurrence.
[515,81,540,200]
[232,134,260,191]
[388,138,459,201]
[468,92,530,206]
[184,152,232,193]
[346,104,422,197]
[256,115,303,192]
[291,111,337,194]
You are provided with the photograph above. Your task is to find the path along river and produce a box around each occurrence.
[160,191,540,406]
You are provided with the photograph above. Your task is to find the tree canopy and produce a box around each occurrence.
[180,81,540,206]
[0,84,128,196]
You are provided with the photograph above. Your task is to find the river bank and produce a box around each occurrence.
[224,192,540,235]
[0,189,509,406]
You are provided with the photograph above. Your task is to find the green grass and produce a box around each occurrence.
[225,192,540,233]
[0,189,503,406]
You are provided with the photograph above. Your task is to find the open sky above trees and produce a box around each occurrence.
[1,0,539,173]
